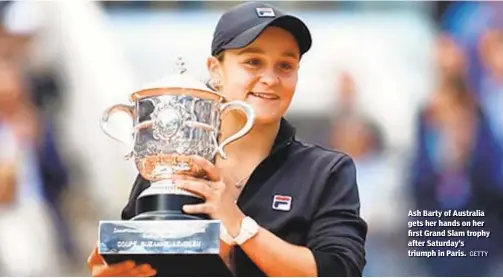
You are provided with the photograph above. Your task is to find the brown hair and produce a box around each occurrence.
[215,52,225,62]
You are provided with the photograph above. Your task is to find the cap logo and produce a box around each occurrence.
[256,7,275,18]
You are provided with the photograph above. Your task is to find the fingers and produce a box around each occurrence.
[189,155,221,181]
[172,175,223,190]
[88,247,156,277]
[183,203,214,215]
[170,174,198,181]
[92,261,156,277]
[87,247,105,270]
[124,264,157,277]
[92,260,135,276]
[175,179,213,199]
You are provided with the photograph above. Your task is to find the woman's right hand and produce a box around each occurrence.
[87,247,157,277]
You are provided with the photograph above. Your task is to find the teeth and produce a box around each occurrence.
[252,92,277,99]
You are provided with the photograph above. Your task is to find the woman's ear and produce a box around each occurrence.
[206,56,222,82]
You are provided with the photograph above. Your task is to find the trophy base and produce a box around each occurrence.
[135,193,209,220]
[98,220,233,277]
[101,254,232,277]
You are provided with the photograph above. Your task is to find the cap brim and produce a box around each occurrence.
[221,15,312,56]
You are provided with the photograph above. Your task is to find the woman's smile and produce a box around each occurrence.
[248,92,280,100]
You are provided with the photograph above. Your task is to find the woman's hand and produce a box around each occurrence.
[174,155,246,236]
[87,247,157,277]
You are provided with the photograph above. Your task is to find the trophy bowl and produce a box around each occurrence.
[101,60,254,220]
[96,59,254,276]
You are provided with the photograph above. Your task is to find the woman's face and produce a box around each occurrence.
[207,26,300,125]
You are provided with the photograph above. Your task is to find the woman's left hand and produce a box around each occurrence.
[173,155,245,236]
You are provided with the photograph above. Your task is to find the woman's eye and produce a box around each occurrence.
[279,62,294,71]
[244,59,261,67]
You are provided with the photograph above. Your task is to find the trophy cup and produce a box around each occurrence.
[97,58,255,276]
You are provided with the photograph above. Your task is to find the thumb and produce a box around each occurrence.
[87,247,106,270]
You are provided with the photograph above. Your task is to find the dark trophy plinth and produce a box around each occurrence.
[98,58,255,277]
[98,194,233,277]
[98,220,231,277]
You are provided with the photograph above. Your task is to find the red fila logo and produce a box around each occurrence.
[272,195,292,211]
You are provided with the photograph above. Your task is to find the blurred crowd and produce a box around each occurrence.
[0,7,73,277]
[315,2,503,276]
[0,1,502,277]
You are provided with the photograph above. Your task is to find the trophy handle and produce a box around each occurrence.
[100,104,135,159]
[215,100,255,159]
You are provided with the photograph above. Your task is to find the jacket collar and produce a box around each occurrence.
[270,117,296,154]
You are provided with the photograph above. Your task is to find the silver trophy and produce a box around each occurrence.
[97,58,254,276]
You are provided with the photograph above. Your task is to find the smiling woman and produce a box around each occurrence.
[207,26,300,126]
[89,2,367,277]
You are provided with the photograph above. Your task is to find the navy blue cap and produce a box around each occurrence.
[211,2,312,57]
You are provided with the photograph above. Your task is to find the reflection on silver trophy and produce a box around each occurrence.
[96,58,254,276]
[100,57,255,219]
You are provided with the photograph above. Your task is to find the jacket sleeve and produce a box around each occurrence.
[121,174,150,220]
[306,155,368,277]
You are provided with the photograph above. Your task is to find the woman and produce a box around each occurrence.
[88,2,367,277]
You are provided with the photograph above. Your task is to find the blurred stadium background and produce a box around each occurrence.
[0,1,502,276]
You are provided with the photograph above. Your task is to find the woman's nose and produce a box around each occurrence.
[259,69,280,87]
